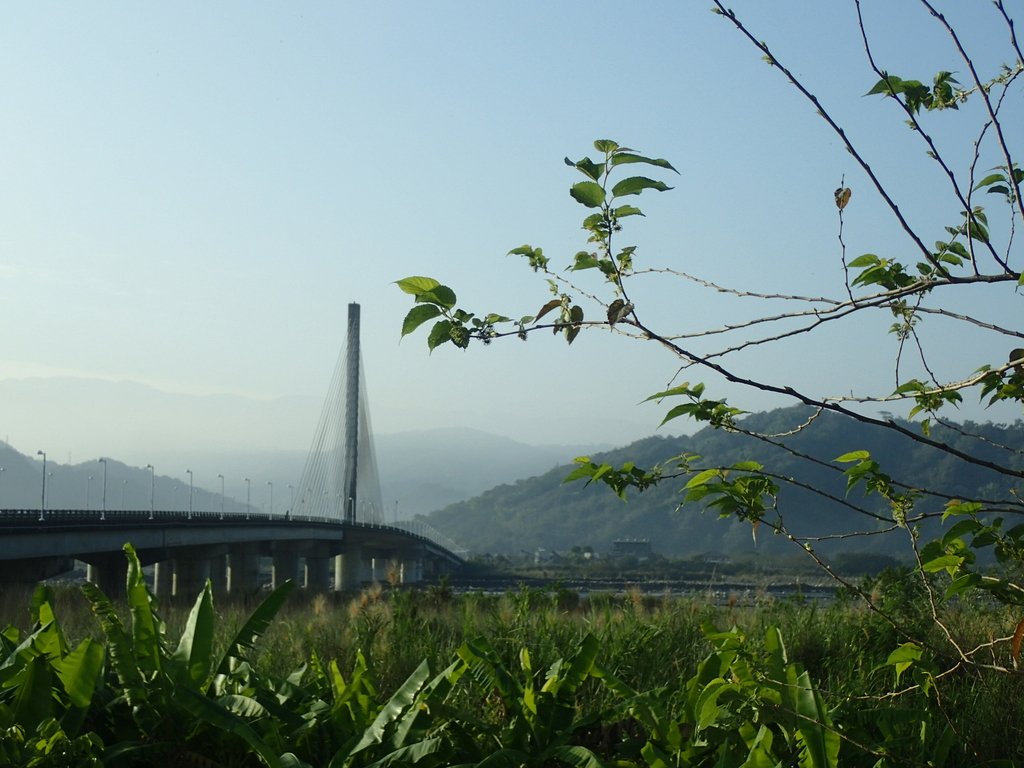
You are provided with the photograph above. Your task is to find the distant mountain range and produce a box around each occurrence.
[0,376,607,518]
[423,406,1024,559]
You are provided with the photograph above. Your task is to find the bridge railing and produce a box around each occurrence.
[0,509,469,560]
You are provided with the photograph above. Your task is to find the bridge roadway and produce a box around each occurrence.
[0,509,464,598]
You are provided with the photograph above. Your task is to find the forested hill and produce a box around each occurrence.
[426,406,1024,558]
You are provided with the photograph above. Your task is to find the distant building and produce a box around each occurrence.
[609,539,653,560]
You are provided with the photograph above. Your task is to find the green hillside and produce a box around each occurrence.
[426,406,1024,558]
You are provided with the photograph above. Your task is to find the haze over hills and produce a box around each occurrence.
[423,406,1024,559]
[0,376,606,517]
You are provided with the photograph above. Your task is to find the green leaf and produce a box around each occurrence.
[613,205,644,218]
[214,580,295,685]
[535,299,561,322]
[11,656,53,733]
[790,667,839,768]
[835,450,870,463]
[570,181,606,208]
[351,661,430,755]
[593,139,620,153]
[846,254,879,268]
[400,305,442,337]
[610,153,679,173]
[564,156,604,182]
[611,176,673,197]
[54,638,105,711]
[172,581,216,690]
[974,172,1006,190]
[886,643,922,685]
[427,320,453,351]
[395,276,440,296]
[416,284,457,309]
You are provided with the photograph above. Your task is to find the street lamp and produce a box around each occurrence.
[217,473,225,519]
[288,484,294,515]
[37,450,46,520]
[244,477,251,520]
[99,458,108,520]
[146,464,155,519]
[0,466,5,509]
[87,475,93,511]
[186,469,193,520]
[266,481,273,517]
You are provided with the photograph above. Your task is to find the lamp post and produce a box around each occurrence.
[244,477,251,520]
[0,466,4,509]
[217,473,225,519]
[146,464,155,519]
[99,457,108,520]
[37,450,46,520]
[266,481,273,517]
[186,469,193,520]
[288,484,294,515]
[87,475,93,511]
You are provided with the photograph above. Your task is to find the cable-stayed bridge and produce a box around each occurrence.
[0,304,465,596]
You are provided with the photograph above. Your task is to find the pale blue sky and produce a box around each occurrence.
[1,2,1019,459]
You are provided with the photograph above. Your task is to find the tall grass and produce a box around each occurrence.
[3,576,1021,762]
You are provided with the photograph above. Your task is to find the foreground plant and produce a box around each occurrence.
[398,2,1024,764]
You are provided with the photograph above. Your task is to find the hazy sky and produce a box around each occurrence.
[1,3,1020,461]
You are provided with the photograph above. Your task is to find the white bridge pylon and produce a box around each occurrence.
[292,303,385,523]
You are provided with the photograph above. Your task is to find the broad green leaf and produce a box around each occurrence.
[922,554,963,572]
[427,320,453,351]
[176,686,286,768]
[695,678,731,731]
[611,176,672,197]
[974,172,1006,190]
[644,383,697,401]
[564,156,604,182]
[609,152,678,173]
[658,403,694,428]
[866,74,904,96]
[395,276,440,296]
[54,638,105,710]
[835,450,870,463]
[401,304,442,337]
[846,254,878,268]
[545,745,605,768]
[570,181,606,208]
[172,581,216,689]
[11,655,53,733]
[886,643,922,685]
[214,580,296,684]
[790,667,839,768]
[351,661,430,755]
[730,461,763,472]
[613,204,644,218]
[416,284,457,309]
[535,299,561,322]
[593,139,620,153]
[686,468,722,488]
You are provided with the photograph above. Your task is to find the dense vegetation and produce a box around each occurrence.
[396,3,1024,765]
[2,545,1022,766]
[427,406,1024,557]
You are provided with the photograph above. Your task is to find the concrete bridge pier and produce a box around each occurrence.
[401,550,424,584]
[85,554,128,599]
[305,556,331,591]
[152,561,174,597]
[209,554,229,594]
[174,557,210,598]
[272,550,303,589]
[228,544,262,596]
[334,545,364,592]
